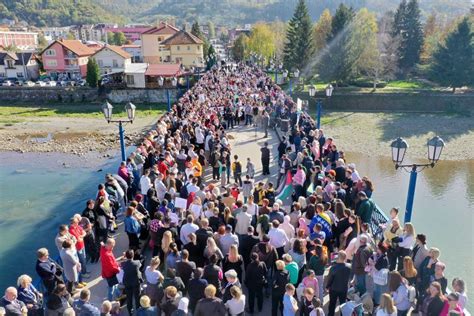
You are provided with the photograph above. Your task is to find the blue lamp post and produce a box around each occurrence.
[289,69,300,97]
[391,136,445,223]
[102,101,136,162]
[158,76,177,112]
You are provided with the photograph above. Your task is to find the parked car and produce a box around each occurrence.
[47,81,57,87]
[35,80,46,87]
[15,80,24,86]
[24,81,35,87]
[77,79,86,86]
[66,80,76,86]
[2,80,14,86]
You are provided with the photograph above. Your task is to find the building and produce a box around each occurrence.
[121,44,142,62]
[40,39,96,79]
[41,27,71,42]
[104,26,152,43]
[124,63,148,88]
[144,63,185,88]
[0,51,39,80]
[91,45,132,75]
[158,30,204,67]
[0,30,38,50]
[141,22,180,64]
[71,25,101,42]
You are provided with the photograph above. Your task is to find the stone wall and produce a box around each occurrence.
[293,92,474,115]
[106,89,178,103]
[0,86,98,102]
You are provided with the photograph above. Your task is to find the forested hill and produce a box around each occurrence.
[0,0,124,26]
[0,0,470,27]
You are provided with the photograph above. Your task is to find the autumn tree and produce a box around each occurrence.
[247,23,276,62]
[231,34,248,62]
[312,9,332,53]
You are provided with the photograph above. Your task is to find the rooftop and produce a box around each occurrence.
[41,39,96,57]
[160,30,204,46]
[144,63,184,77]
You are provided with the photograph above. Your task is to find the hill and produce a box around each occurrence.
[0,0,125,27]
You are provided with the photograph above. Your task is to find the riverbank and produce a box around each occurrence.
[316,111,474,161]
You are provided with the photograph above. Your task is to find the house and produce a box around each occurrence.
[41,27,71,42]
[144,63,185,88]
[158,30,204,67]
[91,45,132,75]
[104,26,152,42]
[40,39,96,80]
[0,30,38,50]
[141,22,180,64]
[0,51,39,80]
[121,44,142,62]
[124,63,148,88]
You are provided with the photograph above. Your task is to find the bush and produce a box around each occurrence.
[348,78,387,88]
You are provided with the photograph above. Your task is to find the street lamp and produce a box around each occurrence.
[101,101,136,162]
[290,68,300,96]
[390,136,445,223]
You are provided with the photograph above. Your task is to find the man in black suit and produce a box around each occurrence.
[35,248,62,295]
[222,269,241,303]
[121,249,142,315]
[176,249,196,295]
[239,227,260,270]
[260,142,270,175]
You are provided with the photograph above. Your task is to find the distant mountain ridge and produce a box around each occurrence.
[0,0,470,27]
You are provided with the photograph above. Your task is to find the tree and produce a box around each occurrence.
[86,58,100,88]
[191,21,210,58]
[283,0,313,70]
[231,34,248,62]
[105,31,115,44]
[247,23,276,62]
[312,9,332,53]
[317,4,354,85]
[38,34,48,50]
[269,21,287,61]
[430,17,473,92]
[329,3,354,41]
[392,0,424,74]
[206,45,217,70]
[66,32,75,40]
[207,21,216,39]
[113,32,126,46]
[347,9,379,83]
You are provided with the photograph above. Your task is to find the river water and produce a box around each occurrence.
[0,151,472,309]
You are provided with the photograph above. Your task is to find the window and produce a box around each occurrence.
[45,49,56,56]
[6,60,14,68]
[187,46,190,51]
[46,60,57,67]
[126,75,134,85]
[112,59,118,68]
[17,72,24,78]
[0,73,5,77]
[177,46,180,51]
[158,37,163,41]
[97,60,103,67]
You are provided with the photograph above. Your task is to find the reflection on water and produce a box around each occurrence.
[0,152,120,290]
[347,153,474,310]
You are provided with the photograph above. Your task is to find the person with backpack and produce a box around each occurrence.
[231,155,243,187]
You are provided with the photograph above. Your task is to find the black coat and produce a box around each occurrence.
[245,261,267,288]
[194,297,226,316]
[326,263,351,293]
[222,280,241,303]
[260,147,270,162]
[121,259,142,287]
[188,278,208,312]
[272,270,290,296]
[202,264,222,291]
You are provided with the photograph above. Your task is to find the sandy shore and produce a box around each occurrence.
[321,112,474,161]
[0,116,157,156]
[0,112,472,161]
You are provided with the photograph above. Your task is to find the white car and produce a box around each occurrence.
[48,81,57,87]
[35,81,46,86]
[24,81,35,87]
[2,80,14,86]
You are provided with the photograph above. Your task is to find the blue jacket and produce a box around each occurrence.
[124,216,141,235]
[72,299,100,316]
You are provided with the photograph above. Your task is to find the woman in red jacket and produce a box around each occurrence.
[100,238,120,300]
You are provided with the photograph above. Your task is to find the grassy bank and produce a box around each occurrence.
[0,103,167,121]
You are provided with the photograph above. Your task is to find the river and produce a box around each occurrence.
[0,151,472,309]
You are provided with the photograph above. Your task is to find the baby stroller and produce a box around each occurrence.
[340,288,374,316]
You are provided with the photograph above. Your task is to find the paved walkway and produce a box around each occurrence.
[85,124,281,309]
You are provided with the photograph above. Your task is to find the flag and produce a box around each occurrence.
[276,170,293,201]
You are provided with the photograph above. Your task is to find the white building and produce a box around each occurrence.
[121,44,142,62]
[41,27,71,42]
[91,45,132,75]
[0,51,39,80]
[124,63,148,88]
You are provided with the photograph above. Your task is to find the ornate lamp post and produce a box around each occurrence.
[101,101,136,162]
[289,68,299,96]
[390,136,445,223]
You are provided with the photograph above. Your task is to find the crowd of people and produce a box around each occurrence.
[0,64,468,316]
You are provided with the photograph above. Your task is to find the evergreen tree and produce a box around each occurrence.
[86,58,100,88]
[329,3,354,41]
[283,0,313,70]
[317,4,354,85]
[430,17,473,92]
[113,32,126,46]
[191,21,210,58]
[206,45,217,70]
[392,0,423,74]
